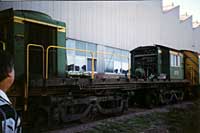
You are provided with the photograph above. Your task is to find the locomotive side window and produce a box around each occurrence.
[170,52,181,67]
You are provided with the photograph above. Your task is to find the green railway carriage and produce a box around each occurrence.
[0,8,66,110]
[0,8,66,81]
[130,45,184,80]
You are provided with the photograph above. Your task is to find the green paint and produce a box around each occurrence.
[0,8,66,80]
[170,56,184,80]
[14,10,65,27]
[57,31,66,76]
[14,22,25,78]
[157,48,162,75]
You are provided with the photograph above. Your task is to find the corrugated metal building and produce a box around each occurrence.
[0,1,199,74]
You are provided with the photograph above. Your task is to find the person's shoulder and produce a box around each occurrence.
[0,104,16,120]
[0,90,11,105]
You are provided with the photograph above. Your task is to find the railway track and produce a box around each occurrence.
[42,101,193,133]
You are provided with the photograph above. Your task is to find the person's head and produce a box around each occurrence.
[0,50,15,92]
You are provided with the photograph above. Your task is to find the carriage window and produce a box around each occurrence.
[170,54,181,67]
[66,39,129,74]
[87,58,97,71]
[104,46,129,73]
[76,41,86,56]
[66,39,97,72]
[75,56,86,72]
[66,39,75,55]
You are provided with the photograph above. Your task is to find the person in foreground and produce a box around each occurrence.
[0,50,21,133]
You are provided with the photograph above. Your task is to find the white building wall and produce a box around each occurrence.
[134,1,162,47]
[0,1,162,50]
[193,27,200,52]
[0,1,199,52]
[160,6,194,51]
[160,7,181,48]
[179,17,194,51]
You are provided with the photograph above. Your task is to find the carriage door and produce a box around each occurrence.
[25,22,57,79]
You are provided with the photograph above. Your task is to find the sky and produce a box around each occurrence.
[163,0,200,21]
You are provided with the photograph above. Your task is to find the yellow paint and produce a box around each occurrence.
[0,41,6,50]
[14,16,65,32]
[58,28,66,32]
[46,45,94,79]
[26,44,45,111]
[183,51,199,85]
[14,17,24,24]
[15,34,24,37]
[96,51,129,59]
[170,50,183,57]
[91,53,95,79]
[170,50,178,55]
[46,46,130,80]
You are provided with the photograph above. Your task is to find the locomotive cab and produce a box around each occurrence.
[130,46,158,80]
[131,45,184,81]
[0,8,66,112]
[0,8,66,81]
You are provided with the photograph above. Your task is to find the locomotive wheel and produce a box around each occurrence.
[80,105,98,123]
[49,107,61,128]
[145,92,159,108]
[113,100,126,116]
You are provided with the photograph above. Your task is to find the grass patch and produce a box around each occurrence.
[84,101,200,133]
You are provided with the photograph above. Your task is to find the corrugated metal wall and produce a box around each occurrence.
[160,6,194,51]
[194,27,200,50]
[0,1,199,52]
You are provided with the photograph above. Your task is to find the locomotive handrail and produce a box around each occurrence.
[0,41,6,51]
[46,45,95,79]
[96,51,131,79]
[46,46,131,80]
[26,44,45,111]
[96,51,129,59]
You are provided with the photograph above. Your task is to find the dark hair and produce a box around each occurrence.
[0,50,14,82]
